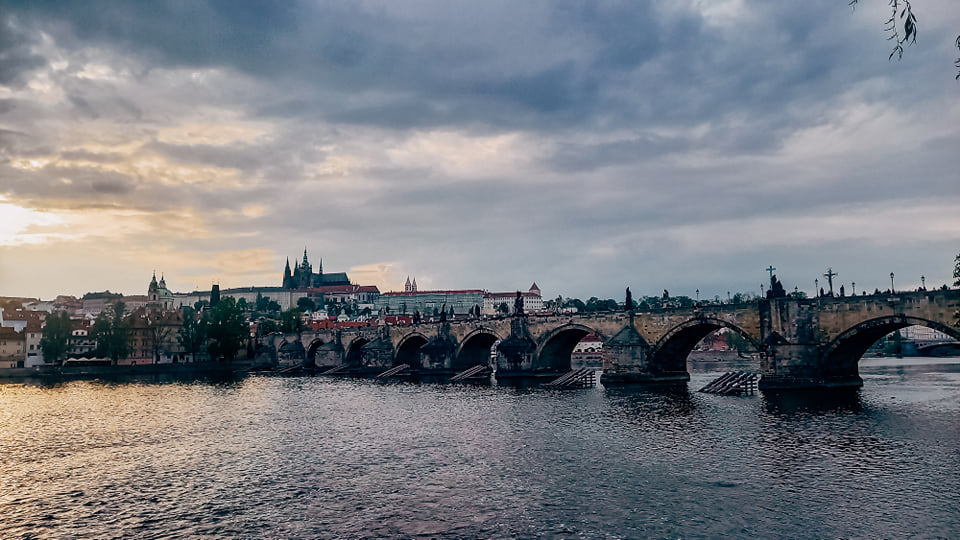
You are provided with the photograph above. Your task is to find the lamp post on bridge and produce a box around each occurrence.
[921,275,925,289]
[852,281,856,296]
[695,288,699,302]
[890,272,895,293]
[815,278,819,297]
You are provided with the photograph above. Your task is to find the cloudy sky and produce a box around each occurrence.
[1,0,958,302]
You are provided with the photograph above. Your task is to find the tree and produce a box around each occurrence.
[236,298,249,312]
[297,297,316,312]
[497,302,509,315]
[724,330,754,353]
[563,298,586,313]
[258,318,279,335]
[953,252,960,287]
[39,311,72,365]
[850,0,960,79]
[206,297,247,362]
[92,302,130,365]
[279,308,304,333]
[178,306,207,362]
[146,313,173,364]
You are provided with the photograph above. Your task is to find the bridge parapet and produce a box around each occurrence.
[271,289,959,388]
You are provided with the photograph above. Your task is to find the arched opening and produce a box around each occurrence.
[395,334,428,368]
[306,339,324,364]
[570,331,604,369]
[537,325,594,373]
[651,319,759,373]
[345,338,369,367]
[454,331,500,371]
[823,317,960,379]
[278,340,305,365]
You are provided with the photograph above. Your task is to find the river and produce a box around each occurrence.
[1,357,958,538]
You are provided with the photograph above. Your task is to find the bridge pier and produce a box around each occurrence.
[757,299,865,390]
[600,323,690,385]
[758,343,863,390]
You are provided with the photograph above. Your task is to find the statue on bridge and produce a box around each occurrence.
[514,291,524,317]
[625,287,634,312]
[766,275,787,299]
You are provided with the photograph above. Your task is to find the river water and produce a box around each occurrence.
[1,358,959,539]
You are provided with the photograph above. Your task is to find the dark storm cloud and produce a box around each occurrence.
[3,0,916,140]
[0,15,46,86]
[1,0,957,299]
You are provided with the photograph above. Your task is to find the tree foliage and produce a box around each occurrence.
[297,296,316,312]
[850,0,960,78]
[178,305,207,361]
[954,252,960,287]
[279,308,304,333]
[206,297,247,362]
[146,314,173,364]
[92,302,130,364]
[39,311,72,365]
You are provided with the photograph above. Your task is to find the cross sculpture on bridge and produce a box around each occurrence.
[824,267,838,296]
[766,265,776,289]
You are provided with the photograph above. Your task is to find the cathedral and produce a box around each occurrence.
[282,250,351,289]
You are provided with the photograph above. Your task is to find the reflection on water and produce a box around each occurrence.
[1,358,958,538]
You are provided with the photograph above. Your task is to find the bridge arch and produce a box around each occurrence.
[454,329,503,371]
[345,337,369,367]
[306,338,325,364]
[536,323,600,372]
[650,317,760,372]
[278,339,306,364]
[822,316,960,377]
[395,332,429,368]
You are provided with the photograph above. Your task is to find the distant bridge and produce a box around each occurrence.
[268,289,960,390]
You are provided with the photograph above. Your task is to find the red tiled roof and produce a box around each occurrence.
[0,326,24,339]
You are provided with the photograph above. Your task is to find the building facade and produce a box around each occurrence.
[0,326,25,368]
[378,289,485,316]
[482,283,544,315]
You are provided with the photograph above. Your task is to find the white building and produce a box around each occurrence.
[483,283,544,315]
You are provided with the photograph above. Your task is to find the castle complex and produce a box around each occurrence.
[282,250,350,289]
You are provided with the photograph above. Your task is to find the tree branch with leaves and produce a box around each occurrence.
[850,0,960,78]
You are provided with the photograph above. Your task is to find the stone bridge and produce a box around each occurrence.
[268,289,960,390]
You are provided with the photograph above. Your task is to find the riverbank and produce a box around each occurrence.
[0,360,255,380]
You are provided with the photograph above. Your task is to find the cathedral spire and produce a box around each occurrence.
[283,257,293,289]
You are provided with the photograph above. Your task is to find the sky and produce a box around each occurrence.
[1,0,958,302]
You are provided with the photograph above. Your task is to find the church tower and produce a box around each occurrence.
[148,272,159,302]
[283,258,293,289]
